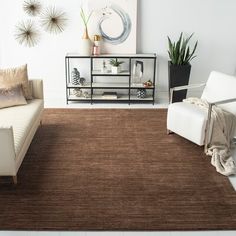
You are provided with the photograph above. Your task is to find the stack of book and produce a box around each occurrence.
[102,92,118,99]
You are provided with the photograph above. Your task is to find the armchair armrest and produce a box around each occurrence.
[210,97,236,106]
[0,126,16,175]
[171,83,206,92]
[170,83,206,103]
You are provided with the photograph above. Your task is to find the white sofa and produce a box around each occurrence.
[0,80,44,184]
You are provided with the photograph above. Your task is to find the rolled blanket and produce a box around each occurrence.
[184,97,236,176]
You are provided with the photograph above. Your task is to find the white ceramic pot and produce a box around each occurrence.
[80,28,91,56]
[80,38,91,56]
[111,66,121,74]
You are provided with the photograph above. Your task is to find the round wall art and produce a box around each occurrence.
[87,0,137,54]
[99,4,131,45]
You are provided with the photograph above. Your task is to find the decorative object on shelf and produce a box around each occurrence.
[102,92,118,99]
[83,91,89,98]
[80,7,93,56]
[168,32,198,103]
[71,68,85,86]
[71,68,80,85]
[87,0,137,54]
[15,20,40,47]
[109,59,124,74]
[73,88,89,98]
[132,60,143,85]
[23,0,42,16]
[92,35,101,55]
[73,88,83,97]
[79,77,86,86]
[137,88,146,99]
[40,6,67,34]
[101,60,108,73]
[143,80,153,88]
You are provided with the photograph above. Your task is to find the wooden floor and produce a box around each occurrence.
[0,231,236,236]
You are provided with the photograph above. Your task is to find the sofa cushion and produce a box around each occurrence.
[0,64,32,100]
[0,99,43,157]
[0,84,27,109]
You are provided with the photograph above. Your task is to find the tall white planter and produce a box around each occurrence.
[80,28,91,56]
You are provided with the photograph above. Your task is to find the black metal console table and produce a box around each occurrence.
[65,54,157,105]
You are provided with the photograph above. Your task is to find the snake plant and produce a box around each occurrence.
[168,32,198,65]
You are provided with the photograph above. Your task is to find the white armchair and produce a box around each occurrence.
[167,71,236,150]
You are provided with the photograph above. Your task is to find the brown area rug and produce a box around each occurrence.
[0,109,236,230]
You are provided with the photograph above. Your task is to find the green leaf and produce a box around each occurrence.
[188,41,198,62]
[184,46,190,63]
[109,59,124,66]
[167,36,173,57]
[175,32,183,64]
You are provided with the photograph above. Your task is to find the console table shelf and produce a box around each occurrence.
[65,53,157,105]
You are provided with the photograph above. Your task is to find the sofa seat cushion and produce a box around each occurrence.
[0,99,43,157]
[167,102,208,146]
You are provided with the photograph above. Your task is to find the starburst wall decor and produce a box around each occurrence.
[14,1,67,47]
[40,6,67,34]
[15,20,40,47]
[23,0,42,16]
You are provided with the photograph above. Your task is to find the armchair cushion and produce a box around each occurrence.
[167,102,208,145]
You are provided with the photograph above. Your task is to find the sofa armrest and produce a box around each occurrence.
[30,79,44,99]
[0,126,16,175]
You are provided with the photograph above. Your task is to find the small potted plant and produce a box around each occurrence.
[109,59,124,74]
[168,32,198,102]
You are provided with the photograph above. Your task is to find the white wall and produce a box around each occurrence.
[138,0,236,92]
[1,0,236,106]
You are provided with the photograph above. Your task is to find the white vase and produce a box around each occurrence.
[111,66,121,74]
[80,28,91,56]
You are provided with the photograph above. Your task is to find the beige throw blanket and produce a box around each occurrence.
[183,97,236,176]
